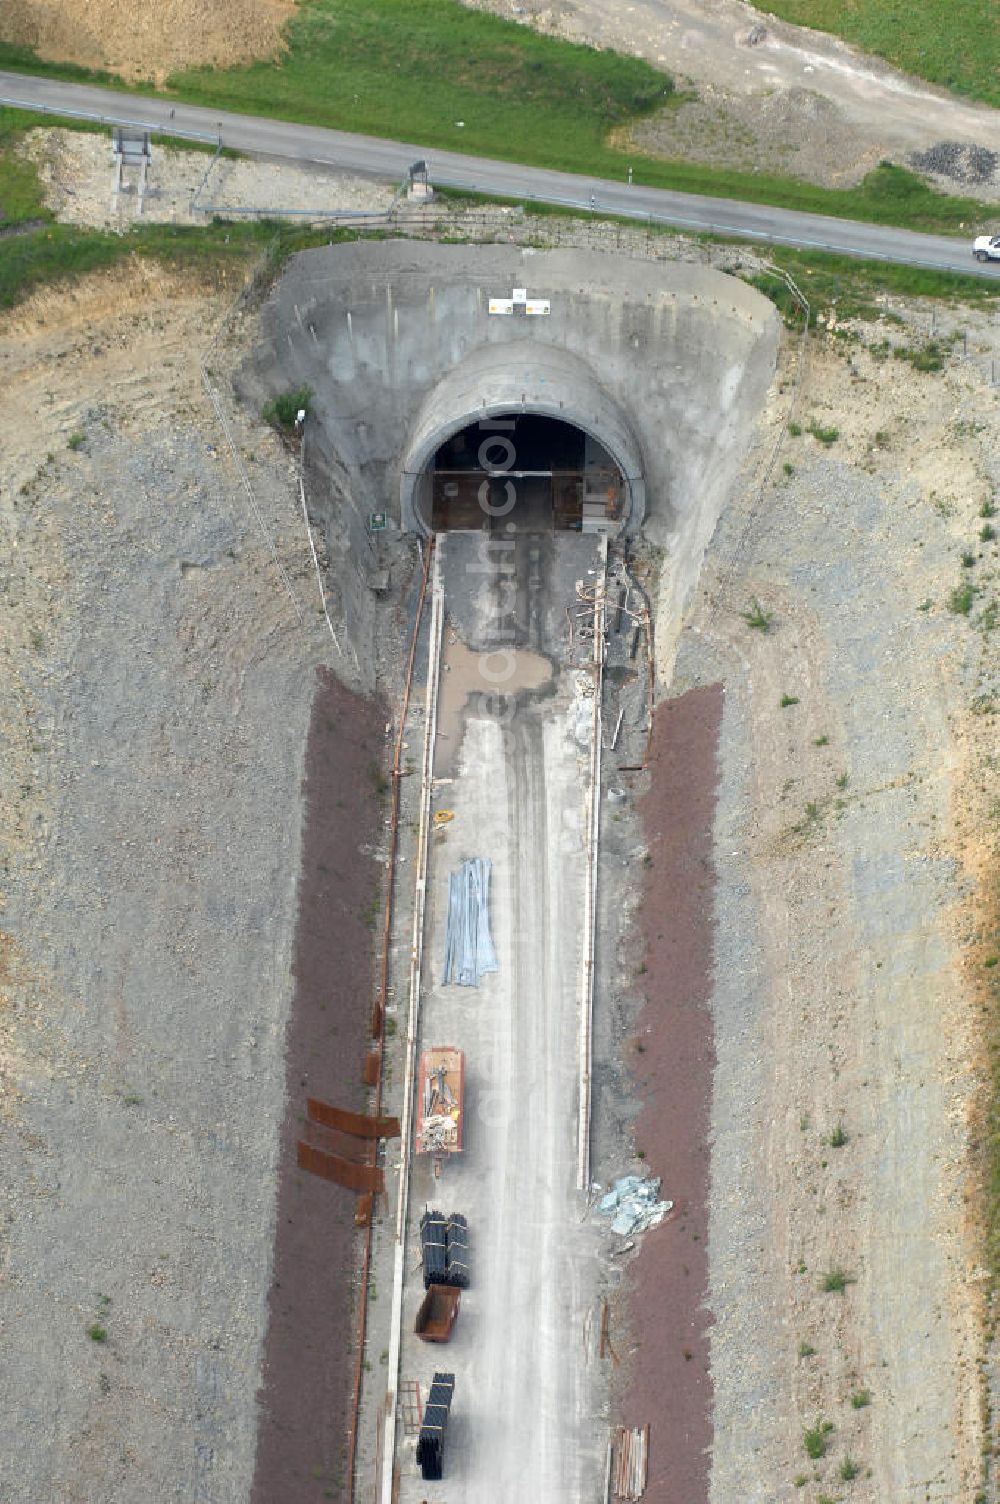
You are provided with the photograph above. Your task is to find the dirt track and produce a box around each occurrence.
[250,668,385,1504]
[622,687,722,1503]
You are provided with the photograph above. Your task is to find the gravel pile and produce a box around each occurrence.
[910,140,1000,186]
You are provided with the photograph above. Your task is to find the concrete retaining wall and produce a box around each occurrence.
[243,242,778,648]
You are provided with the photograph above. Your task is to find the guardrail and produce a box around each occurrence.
[0,92,220,144]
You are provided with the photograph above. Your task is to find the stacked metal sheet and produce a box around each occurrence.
[441,857,497,987]
[445,1212,471,1289]
[416,1371,455,1481]
[420,1208,471,1289]
[420,1209,448,1289]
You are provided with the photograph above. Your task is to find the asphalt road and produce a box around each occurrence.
[2,69,997,278]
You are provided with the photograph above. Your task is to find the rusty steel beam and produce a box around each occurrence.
[307,1097,400,1139]
[296,1141,385,1194]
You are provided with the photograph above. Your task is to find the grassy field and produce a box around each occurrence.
[162,0,995,232]
[761,0,1000,110]
[0,108,53,225]
[167,0,669,164]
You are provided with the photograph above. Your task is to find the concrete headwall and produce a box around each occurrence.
[243,242,779,661]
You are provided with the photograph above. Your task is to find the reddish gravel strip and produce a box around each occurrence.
[621,684,723,1504]
[250,666,385,1504]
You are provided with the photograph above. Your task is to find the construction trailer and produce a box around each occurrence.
[416,1047,464,1159]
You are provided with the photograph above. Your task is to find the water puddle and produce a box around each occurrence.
[435,632,553,772]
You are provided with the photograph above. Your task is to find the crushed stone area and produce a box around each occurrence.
[0,0,293,82]
[462,0,1000,199]
[611,86,885,191]
[0,265,357,1502]
[19,128,395,230]
[666,311,1000,1500]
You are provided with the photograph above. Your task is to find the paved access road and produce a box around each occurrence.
[387,532,608,1503]
[2,69,998,279]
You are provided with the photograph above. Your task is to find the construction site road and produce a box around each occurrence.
[1,70,998,278]
[385,532,608,1501]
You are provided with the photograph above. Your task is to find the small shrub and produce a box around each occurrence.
[68,430,85,451]
[804,1420,834,1459]
[948,582,975,615]
[822,1268,855,1292]
[788,420,802,437]
[962,550,975,568]
[835,772,849,789]
[840,1455,860,1481]
[798,1340,816,1357]
[873,429,891,449]
[813,733,829,747]
[981,523,996,542]
[780,693,799,707]
[981,499,997,518]
[808,421,840,446]
[87,1324,107,1343]
[894,341,944,372]
[830,1122,848,1147]
[782,461,795,477]
[742,599,773,632]
[850,1388,872,1409]
[262,385,312,431]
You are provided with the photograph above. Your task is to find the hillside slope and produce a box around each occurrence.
[0,0,295,81]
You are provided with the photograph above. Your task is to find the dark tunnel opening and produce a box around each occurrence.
[424,413,624,533]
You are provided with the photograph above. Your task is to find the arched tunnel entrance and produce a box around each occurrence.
[399,345,646,537]
[422,413,625,533]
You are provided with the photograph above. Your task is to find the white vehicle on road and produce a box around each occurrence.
[973,233,1000,263]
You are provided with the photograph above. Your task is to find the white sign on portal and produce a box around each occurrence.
[488,287,550,317]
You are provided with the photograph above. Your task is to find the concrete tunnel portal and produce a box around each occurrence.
[398,340,647,538]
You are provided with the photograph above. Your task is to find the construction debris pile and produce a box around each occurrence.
[418,1051,464,1155]
[441,856,497,987]
[596,1176,673,1236]
[613,1425,649,1501]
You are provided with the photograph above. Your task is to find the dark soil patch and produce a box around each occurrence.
[621,684,722,1504]
[250,666,386,1504]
